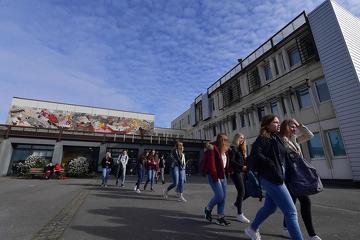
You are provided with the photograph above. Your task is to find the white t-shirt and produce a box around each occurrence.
[221,153,227,169]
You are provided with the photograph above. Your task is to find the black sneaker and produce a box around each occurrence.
[215,217,230,226]
[204,207,212,223]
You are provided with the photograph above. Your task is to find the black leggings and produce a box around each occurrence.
[230,172,245,214]
[283,194,316,237]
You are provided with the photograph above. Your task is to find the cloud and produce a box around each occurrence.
[0,0,359,127]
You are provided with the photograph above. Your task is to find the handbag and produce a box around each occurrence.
[286,152,324,197]
[244,170,265,201]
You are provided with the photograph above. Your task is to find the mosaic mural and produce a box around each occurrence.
[7,105,154,134]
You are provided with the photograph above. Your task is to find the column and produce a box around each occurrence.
[0,139,13,176]
[51,142,63,165]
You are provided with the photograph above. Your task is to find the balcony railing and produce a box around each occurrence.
[0,124,206,146]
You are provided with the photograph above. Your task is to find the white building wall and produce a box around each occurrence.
[309,0,360,180]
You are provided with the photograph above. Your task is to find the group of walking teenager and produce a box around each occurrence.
[202,114,321,240]
[98,114,322,239]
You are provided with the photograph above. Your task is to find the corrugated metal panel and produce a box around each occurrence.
[308,0,360,181]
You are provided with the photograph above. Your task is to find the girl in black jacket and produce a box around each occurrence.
[229,133,250,223]
[244,115,303,240]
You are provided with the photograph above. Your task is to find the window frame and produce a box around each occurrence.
[296,86,312,109]
[287,46,301,67]
[307,132,325,159]
[315,78,331,103]
[326,129,346,157]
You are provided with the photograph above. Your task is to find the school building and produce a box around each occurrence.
[171,0,360,183]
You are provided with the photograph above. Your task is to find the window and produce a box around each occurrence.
[231,115,237,131]
[11,144,54,165]
[240,114,245,128]
[296,87,312,109]
[288,46,301,66]
[264,62,272,81]
[327,129,346,156]
[280,53,286,71]
[273,57,279,75]
[315,79,331,102]
[247,68,261,92]
[271,101,279,115]
[257,107,265,122]
[187,115,190,124]
[213,126,216,137]
[307,133,325,158]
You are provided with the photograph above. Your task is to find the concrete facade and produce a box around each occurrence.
[171,0,360,181]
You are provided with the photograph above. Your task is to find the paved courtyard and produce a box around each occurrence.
[0,175,359,240]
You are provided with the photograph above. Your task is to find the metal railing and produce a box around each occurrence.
[0,124,207,146]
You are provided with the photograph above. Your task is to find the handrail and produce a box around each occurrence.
[0,124,207,144]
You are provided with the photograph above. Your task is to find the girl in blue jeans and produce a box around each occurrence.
[163,141,187,202]
[244,115,303,240]
[202,134,231,226]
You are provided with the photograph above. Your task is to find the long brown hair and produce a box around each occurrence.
[259,114,278,138]
[216,133,229,154]
[232,133,247,158]
[280,119,291,137]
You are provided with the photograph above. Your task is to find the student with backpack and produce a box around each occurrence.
[244,115,303,240]
[229,133,250,223]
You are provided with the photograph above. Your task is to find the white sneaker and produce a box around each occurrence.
[244,226,261,240]
[236,213,250,223]
[176,192,180,198]
[136,189,141,193]
[310,236,322,240]
[162,188,168,199]
[133,185,137,191]
[282,228,291,239]
[178,195,187,202]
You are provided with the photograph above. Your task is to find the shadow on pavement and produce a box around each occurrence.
[70,205,249,240]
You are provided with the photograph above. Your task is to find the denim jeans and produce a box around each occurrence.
[144,169,156,189]
[251,178,303,240]
[101,167,111,185]
[120,166,126,185]
[160,168,165,183]
[136,166,144,189]
[167,166,185,193]
[207,175,227,215]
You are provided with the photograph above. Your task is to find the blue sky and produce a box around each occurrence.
[0,0,359,128]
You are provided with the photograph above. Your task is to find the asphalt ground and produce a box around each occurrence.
[0,175,359,240]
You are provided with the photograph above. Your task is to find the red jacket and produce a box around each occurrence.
[146,155,157,170]
[202,144,230,182]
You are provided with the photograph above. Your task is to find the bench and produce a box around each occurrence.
[28,168,44,178]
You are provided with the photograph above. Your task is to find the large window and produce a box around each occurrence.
[240,114,246,128]
[288,46,301,66]
[271,101,279,115]
[264,62,272,81]
[231,115,237,131]
[108,148,139,174]
[11,144,54,164]
[213,126,216,137]
[315,79,331,102]
[296,87,312,109]
[273,57,279,75]
[247,68,261,92]
[257,106,265,122]
[307,133,325,158]
[327,129,346,156]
